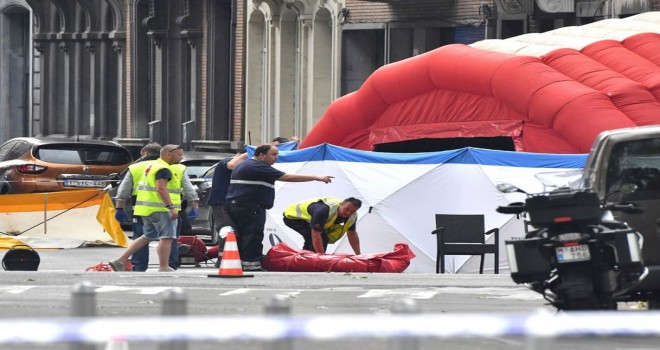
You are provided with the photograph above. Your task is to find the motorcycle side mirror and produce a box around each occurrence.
[496,183,527,194]
[603,183,638,202]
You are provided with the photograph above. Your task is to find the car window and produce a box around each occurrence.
[7,141,32,160]
[182,160,220,178]
[35,144,132,165]
[202,165,216,180]
[606,138,660,200]
[0,140,30,161]
[0,140,17,161]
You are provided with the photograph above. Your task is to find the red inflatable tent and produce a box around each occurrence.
[301,13,660,154]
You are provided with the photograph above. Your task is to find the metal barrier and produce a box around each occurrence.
[1,282,659,349]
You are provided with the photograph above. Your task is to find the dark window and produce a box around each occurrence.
[35,144,132,165]
[202,166,216,180]
[7,141,31,159]
[341,29,385,95]
[539,19,555,32]
[501,20,525,39]
[389,28,413,63]
[0,141,18,161]
[181,160,221,178]
[606,138,660,200]
[424,27,454,53]
[373,137,515,153]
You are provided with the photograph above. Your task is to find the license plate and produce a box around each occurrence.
[180,256,196,265]
[556,244,591,263]
[63,179,106,188]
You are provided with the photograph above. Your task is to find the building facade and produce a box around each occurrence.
[0,0,657,149]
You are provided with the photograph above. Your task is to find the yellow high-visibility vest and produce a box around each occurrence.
[284,197,357,243]
[128,160,157,196]
[133,159,185,216]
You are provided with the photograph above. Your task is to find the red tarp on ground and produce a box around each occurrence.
[262,243,415,273]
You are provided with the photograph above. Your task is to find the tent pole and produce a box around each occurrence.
[44,193,47,235]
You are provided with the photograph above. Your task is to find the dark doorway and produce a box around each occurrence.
[341,29,385,95]
[501,20,525,39]
[374,137,516,153]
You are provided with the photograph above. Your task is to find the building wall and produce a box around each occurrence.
[0,0,656,148]
[345,0,487,24]
[233,0,246,143]
[0,0,31,144]
[243,0,343,145]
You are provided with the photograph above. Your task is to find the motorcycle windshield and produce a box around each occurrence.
[533,169,586,193]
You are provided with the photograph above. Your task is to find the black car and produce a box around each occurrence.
[179,152,233,243]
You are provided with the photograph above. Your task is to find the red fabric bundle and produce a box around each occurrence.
[262,243,415,273]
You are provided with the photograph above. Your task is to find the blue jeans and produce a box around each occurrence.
[131,215,180,272]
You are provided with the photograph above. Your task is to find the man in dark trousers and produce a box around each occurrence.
[226,144,334,271]
[283,197,362,255]
[207,151,248,259]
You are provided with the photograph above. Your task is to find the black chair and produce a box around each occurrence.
[431,214,499,274]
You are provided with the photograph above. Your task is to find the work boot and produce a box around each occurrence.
[108,259,125,272]
[242,260,264,272]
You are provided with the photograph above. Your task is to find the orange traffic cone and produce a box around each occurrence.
[208,231,254,278]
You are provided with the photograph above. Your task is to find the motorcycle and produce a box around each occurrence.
[497,181,647,311]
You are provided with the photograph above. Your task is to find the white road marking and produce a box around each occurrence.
[0,286,36,294]
[357,289,438,299]
[0,284,538,301]
[216,287,537,301]
[220,288,251,296]
[435,287,542,300]
[93,286,172,295]
[220,288,304,297]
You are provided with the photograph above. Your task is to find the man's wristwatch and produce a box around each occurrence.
[165,204,174,209]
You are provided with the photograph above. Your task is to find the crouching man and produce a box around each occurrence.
[282,197,362,255]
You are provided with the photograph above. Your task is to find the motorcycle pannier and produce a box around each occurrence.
[505,238,552,284]
[2,244,40,271]
[526,191,601,227]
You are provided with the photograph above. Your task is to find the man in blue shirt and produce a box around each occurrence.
[226,144,333,271]
[207,152,248,249]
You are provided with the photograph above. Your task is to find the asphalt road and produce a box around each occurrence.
[0,246,657,350]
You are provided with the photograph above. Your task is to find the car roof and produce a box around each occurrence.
[6,137,126,147]
[595,125,660,144]
[182,151,234,161]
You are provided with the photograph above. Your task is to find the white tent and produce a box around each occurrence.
[256,145,586,273]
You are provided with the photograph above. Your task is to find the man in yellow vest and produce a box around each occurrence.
[283,197,362,255]
[113,143,199,271]
[109,144,188,272]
